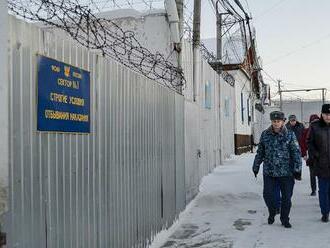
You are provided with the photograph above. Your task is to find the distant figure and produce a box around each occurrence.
[286,114,305,141]
[253,111,302,228]
[308,104,330,222]
[300,114,320,196]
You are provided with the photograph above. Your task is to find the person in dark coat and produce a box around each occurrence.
[253,111,302,228]
[300,114,319,196]
[308,104,330,222]
[286,114,305,141]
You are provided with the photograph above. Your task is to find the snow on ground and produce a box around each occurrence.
[150,153,330,248]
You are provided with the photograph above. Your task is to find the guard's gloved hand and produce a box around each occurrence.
[253,169,259,178]
[294,171,302,181]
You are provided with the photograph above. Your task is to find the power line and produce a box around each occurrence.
[233,0,249,19]
[243,0,250,15]
[283,81,330,90]
[262,69,328,101]
[262,69,330,96]
[279,84,328,102]
[261,69,279,86]
[221,0,244,21]
[264,32,330,66]
[254,0,290,21]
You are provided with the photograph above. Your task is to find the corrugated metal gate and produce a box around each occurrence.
[5,16,185,248]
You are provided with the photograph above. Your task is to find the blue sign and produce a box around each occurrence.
[37,55,90,133]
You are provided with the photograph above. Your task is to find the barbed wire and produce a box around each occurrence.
[182,20,216,60]
[84,0,165,12]
[183,20,236,87]
[7,0,185,92]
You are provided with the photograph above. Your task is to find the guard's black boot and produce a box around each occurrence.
[268,214,275,225]
[282,222,292,228]
[310,191,316,196]
[321,214,329,223]
[280,217,292,228]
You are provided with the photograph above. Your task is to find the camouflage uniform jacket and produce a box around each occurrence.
[253,126,302,177]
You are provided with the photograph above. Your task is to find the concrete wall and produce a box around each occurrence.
[98,9,178,67]
[0,3,8,222]
[182,41,221,202]
[220,81,235,159]
[198,57,221,182]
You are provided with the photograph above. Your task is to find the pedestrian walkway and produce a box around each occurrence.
[150,154,330,248]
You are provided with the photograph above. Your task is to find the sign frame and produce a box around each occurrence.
[36,54,91,134]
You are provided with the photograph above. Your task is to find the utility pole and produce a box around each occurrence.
[214,0,224,163]
[175,0,184,37]
[300,98,303,123]
[216,14,222,60]
[193,0,201,48]
[192,0,201,102]
[278,80,283,111]
[216,0,222,60]
[175,0,184,92]
[175,0,184,55]
[322,88,326,104]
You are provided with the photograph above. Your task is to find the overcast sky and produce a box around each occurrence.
[198,0,330,100]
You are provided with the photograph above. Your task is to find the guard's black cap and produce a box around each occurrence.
[270,111,285,121]
[321,104,330,114]
[288,114,297,121]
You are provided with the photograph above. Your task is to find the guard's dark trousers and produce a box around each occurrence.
[274,181,281,210]
[263,175,294,223]
[309,166,317,193]
[318,177,330,215]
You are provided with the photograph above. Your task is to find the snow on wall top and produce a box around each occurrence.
[96,8,166,20]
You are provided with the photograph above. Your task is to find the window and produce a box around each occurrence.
[224,97,230,117]
[247,98,251,125]
[241,92,244,123]
[204,81,212,109]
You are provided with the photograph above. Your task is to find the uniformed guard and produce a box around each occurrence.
[253,111,302,228]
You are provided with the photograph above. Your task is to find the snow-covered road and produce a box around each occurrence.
[150,153,330,248]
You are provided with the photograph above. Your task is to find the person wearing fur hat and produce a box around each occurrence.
[308,104,330,222]
[253,111,302,228]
